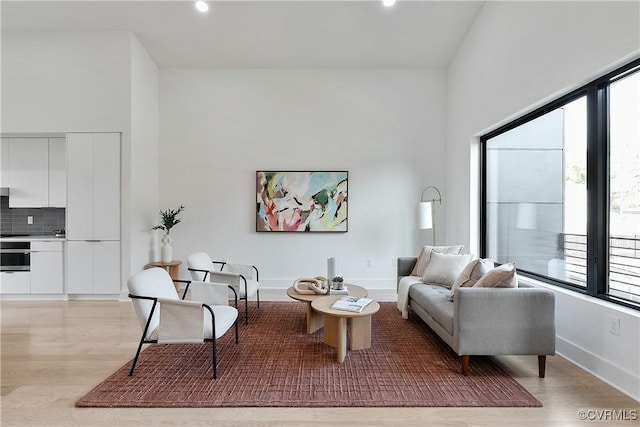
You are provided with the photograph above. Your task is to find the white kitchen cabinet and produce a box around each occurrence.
[66,133,94,239]
[66,133,120,240]
[66,132,121,296]
[0,271,30,294]
[5,137,66,208]
[66,241,93,294]
[30,241,64,294]
[0,138,8,187]
[8,138,49,207]
[93,241,121,294]
[67,241,120,294]
[92,133,120,240]
[48,138,66,208]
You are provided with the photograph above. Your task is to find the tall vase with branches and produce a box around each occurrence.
[152,205,185,263]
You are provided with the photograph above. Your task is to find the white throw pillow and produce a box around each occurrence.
[421,251,472,288]
[411,244,465,276]
[473,263,518,288]
[449,258,494,301]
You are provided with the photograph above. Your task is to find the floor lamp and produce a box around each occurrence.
[419,186,442,245]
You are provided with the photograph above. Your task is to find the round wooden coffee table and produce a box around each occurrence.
[311,295,380,363]
[286,284,368,334]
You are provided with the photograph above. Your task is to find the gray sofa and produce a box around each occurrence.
[398,257,556,377]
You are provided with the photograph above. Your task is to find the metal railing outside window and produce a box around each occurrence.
[562,233,640,304]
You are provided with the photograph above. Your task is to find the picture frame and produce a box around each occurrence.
[256,171,348,232]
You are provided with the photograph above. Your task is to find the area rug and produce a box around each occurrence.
[75,302,542,408]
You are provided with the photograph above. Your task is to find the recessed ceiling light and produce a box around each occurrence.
[382,0,396,7]
[195,1,209,13]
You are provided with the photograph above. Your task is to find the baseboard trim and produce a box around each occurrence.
[557,336,640,401]
[1,294,68,301]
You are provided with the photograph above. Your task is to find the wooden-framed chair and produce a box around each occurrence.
[186,251,260,324]
[127,267,238,379]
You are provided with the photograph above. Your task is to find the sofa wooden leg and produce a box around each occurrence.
[461,355,469,376]
[538,355,546,378]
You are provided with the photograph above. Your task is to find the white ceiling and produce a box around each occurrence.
[1,0,485,68]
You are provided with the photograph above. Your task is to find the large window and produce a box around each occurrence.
[608,69,640,303]
[481,59,640,310]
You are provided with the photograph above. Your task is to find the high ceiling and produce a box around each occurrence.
[1,0,485,68]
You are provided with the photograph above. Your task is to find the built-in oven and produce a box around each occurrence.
[0,241,30,272]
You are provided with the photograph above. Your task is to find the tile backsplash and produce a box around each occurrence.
[0,196,65,235]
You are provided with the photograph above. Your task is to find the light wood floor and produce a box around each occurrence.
[1,292,638,427]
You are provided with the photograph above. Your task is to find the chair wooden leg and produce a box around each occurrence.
[461,355,470,376]
[538,355,546,378]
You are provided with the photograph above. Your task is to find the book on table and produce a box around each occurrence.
[329,286,349,295]
[331,296,374,313]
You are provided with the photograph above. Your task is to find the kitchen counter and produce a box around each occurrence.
[0,235,66,242]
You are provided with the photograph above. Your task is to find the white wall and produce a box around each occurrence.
[447,1,640,400]
[1,31,131,133]
[128,35,160,283]
[159,69,446,288]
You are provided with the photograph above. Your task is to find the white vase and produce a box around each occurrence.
[161,234,173,263]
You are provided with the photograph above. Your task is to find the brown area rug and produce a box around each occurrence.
[76,302,542,408]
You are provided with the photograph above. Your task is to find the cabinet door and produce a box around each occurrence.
[93,241,120,294]
[93,133,120,240]
[8,138,49,207]
[48,137,66,208]
[0,272,31,294]
[66,133,94,240]
[0,138,8,187]
[66,241,94,294]
[31,251,63,294]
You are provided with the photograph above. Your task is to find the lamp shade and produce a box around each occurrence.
[419,201,433,229]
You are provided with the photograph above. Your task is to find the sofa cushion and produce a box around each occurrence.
[473,263,518,288]
[409,283,454,335]
[410,245,464,276]
[449,258,494,301]
[421,252,472,288]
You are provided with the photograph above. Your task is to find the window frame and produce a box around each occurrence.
[480,58,640,311]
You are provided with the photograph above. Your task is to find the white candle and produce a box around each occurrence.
[327,257,336,281]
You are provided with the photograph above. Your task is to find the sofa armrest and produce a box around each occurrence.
[454,287,556,356]
[397,257,417,284]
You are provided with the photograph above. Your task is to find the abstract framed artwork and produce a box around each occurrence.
[256,171,348,232]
